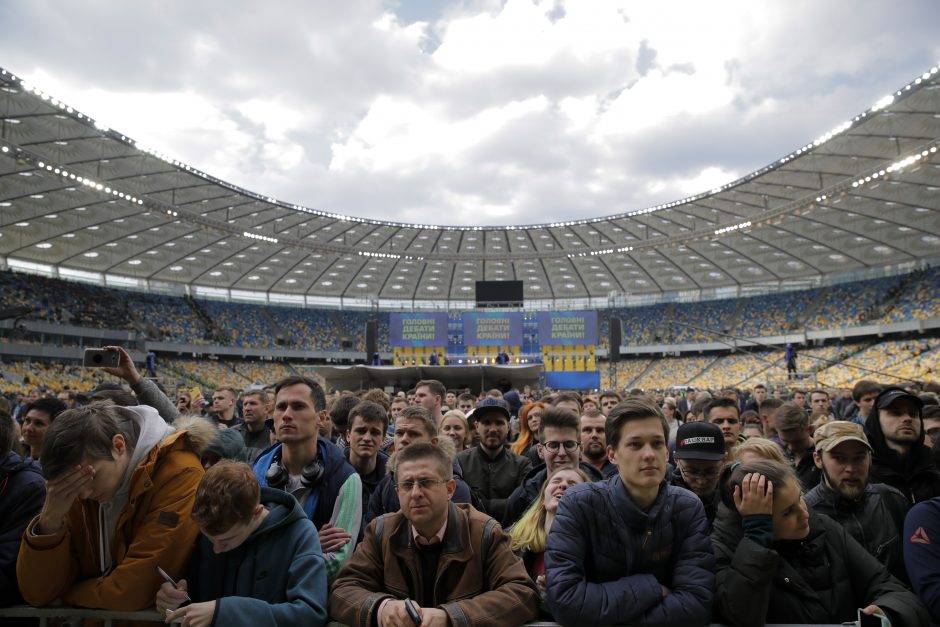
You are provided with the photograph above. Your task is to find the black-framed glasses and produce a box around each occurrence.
[542,440,580,452]
[926,427,940,440]
[396,478,449,492]
[677,462,722,479]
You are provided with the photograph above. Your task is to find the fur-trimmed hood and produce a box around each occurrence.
[169,413,218,457]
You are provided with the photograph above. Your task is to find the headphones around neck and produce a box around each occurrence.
[265,448,325,490]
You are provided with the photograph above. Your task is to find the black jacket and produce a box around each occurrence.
[712,510,927,627]
[668,469,723,530]
[502,461,603,527]
[457,445,532,522]
[865,407,940,503]
[0,451,45,607]
[804,480,910,584]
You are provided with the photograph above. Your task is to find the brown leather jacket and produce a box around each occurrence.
[330,502,538,627]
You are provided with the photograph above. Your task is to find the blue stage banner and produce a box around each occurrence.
[390,313,448,347]
[537,311,598,346]
[546,371,600,390]
[463,312,523,347]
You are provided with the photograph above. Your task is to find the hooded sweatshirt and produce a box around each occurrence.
[864,406,940,504]
[97,405,173,574]
[188,487,329,627]
[17,412,213,614]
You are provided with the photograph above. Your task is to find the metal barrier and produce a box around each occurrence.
[0,606,180,626]
[0,608,849,627]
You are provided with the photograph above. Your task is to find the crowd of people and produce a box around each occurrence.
[2,345,940,626]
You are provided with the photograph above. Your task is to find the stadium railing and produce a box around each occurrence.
[0,605,180,625]
[0,607,848,627]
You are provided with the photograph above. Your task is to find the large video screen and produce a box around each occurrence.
[463,312,523,347]
[390,312,449,347]
[537,310,598,346]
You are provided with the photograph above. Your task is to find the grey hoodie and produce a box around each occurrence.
[96,405,173,574]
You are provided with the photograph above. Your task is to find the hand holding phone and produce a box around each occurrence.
[83,348,120,368]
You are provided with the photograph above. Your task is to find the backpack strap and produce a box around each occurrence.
[480,518,499,567]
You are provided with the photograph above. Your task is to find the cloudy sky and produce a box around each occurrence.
[1,1,938,226]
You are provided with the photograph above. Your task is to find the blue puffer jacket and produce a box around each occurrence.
[545,476,714,626]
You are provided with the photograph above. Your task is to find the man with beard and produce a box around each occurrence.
[865,386,940,503]
[580,408,618,478]
[804,421,910,583]
[457,397,532,522]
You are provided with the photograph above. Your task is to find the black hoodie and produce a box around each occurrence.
[864,406,940,504]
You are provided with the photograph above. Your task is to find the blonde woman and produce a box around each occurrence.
[734,437,787,464]
[440,409,473,451]
[509,466,590,608]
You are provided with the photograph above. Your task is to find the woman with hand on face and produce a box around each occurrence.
[509,467,590,613]
[712,461,927,627]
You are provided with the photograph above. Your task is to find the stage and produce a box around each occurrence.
[304,363,544,393]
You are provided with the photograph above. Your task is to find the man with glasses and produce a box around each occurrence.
[365,406,475,523]
[331,443,539,626]
[501,406,603,527]
[670,421,726,528]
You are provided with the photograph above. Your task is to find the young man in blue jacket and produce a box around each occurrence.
[157,461,328,627]
[545,397,715,626]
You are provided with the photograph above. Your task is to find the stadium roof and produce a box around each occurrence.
[1,63,938,306]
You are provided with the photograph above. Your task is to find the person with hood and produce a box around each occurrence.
[156,461,328,627]
[16,402,214,615]
[0,409,45,608]
[502,406,603,527]
[864,385,940,503]
[712,460,928,627]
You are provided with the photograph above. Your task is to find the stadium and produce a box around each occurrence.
[1,61,938,396]
[2,8,940,625]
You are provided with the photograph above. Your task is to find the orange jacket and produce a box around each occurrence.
[17,418,212,613]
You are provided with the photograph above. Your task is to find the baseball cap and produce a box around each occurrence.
[875,386,924,412]
[468,396,511,421]
[813,420,872,453]
[674,422,726,461]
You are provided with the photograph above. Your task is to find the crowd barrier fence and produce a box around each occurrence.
[0,607,853,627]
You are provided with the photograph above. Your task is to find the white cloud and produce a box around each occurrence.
[0,0,937,225]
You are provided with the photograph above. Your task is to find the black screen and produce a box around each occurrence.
[476,280,523,307]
